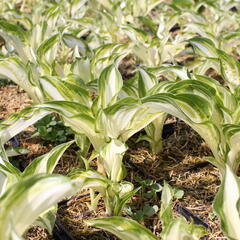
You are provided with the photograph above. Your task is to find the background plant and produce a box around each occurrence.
[32,114,74,144]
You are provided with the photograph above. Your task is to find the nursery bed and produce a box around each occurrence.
[1,85,226,240]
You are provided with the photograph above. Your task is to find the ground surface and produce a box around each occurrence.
[0,83,227,240]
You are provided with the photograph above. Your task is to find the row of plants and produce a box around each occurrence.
[0,0,240,239]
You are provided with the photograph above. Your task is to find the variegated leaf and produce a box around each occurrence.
[98,64,123,108]
[0,57,43,103]
[214,165,240,240]
[85,216,158,240]
[99,139,127,182]
[189,37,219,58]
[224,125,240,173]
[218,50,240,92]
[0,174,77,239]
[22,141,74,178]
[138,68,158,98]
[0,108,50,144]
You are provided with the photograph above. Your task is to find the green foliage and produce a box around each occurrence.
[136,177,162,199]
[33,114,74,143]
[0,0,240,239]
[125,178,184,222]
[0,78,13,86]
[126,203,159,221]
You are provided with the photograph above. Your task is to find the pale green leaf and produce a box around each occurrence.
[214,165,240,240]
[39,76,91,105]
[85,216,158,240]
[98,64,123,108]
[101,97,160,142]
[218,50,240,92]
[22,141,74,178]
[189,37,219,58]
[5,147,30,157]
[0,20,35,63]
[62,33,88,56]
[34,206,57,234]
[71,57,91,83]
[0,108,50,144]
[138,68,158,98]
[100,139,127,182]
[114,186,141,216]
[37,33,59,65]
[68,169,109,195]
[224,125,240,173]
[161,218,207,240]
[0,57,43,103]
[0,174,77,239]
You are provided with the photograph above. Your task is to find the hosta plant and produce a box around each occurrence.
[0,64,162,183]
[0,139,138,230]
[0,139,78,236]
[121,21,186,67]
[189,37,240,94]
[0,173,77,240]
[0,9,63,103]
[116,58,240,173]
[0,4,95,104]
[87,0,165,42]
[168,0,240,51]
[134,66,190,153]
[0,139,74,195]
[0,139,77,237]
[1,70,239,177]
[128,67,240,174]
[142,77,240,175]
